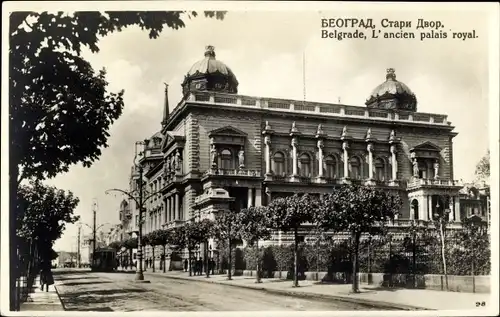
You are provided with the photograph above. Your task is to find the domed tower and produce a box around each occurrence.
[365,68,417,112]
[181,45,239,96]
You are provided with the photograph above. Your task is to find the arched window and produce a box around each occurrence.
[349,156,361,179]
[299,153,312,177]
[220,149,233,170]
[374,158,385,181]
[411,199,419,220]
[325,155,336,179]
[273,152,285,176]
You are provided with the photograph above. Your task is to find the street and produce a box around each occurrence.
[54,269,390,311]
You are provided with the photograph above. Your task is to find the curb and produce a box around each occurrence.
[53,284,67,311]
[147,273,428,311]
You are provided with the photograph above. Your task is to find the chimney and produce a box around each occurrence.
[162,83,170,128]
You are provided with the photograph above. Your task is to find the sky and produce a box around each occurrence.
[32,7,493,252]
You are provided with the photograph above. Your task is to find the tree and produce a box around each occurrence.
[183,219,215,276]
[237,206,271,283]
[265,194,318,287]
[17,180,80,264]
[474,150,490,185]
[318,185,402,293]
[123,237,138,269]
[153,229,171,273]
[214,210,242,280]
[108,241,123,251]
[9,10,225,308]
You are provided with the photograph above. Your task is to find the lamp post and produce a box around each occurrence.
[105,140,162,283]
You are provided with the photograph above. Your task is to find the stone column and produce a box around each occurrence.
[291,137,298,176]
[367,143,374,180]
[449,196,455,222]
[163,200,167,226]
[317,139,324,178]
[420,195,428,221]
[342,141,349,178]
[454,196,461,222]
[175,193,180,221]
[390,144,398,180]
[264,135,272,175]
[427,195,433,220]
[255,189,262,207]
[166,197,171,223]
[247,188,254,208]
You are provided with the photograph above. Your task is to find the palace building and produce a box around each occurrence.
[128,45,478,264]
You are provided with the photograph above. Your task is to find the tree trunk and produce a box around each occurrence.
[205,241,210,278]
[255,240,262,283]
[152,245,155,272]
[351,231,361,293]
[227,238,232,280]
[163,245,166,273]
[293,227,299,288]
[9,163,19,310]
[188,249,192,276]
[439,222,449,290]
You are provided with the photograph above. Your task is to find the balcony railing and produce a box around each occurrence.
[407,178,462,188]
[203,168,261,177]
[179,91,450,126]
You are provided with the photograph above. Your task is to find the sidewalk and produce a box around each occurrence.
[19,276,64,311]
[144,270,491,311]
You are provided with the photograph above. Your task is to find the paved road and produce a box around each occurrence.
[54,270,390,311]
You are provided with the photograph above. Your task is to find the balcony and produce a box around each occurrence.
[174,91,451,127]
[202,168,261,178]
[407,178,463,190]
[163,220,186,230]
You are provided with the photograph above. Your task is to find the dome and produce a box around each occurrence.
[181,45,239,95]
[365,68,417,112]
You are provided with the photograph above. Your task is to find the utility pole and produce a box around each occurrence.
[77,225,81,268]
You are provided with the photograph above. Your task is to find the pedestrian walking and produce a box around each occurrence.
[39,260,54,292]
[184,259,188,272]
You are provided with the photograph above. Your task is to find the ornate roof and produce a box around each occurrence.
[181,45,239,95]
[365,68,417,112]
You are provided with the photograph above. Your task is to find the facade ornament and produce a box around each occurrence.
[238,147,245,169]
[209,137,215,145]
[175,149,182,171]
[290,121,299,134]
[434,159,440,179]
[265,121,272,131]
[317,139,324,149]
[210,144,218,168]
[367,143,374,152]
[264,135,271,145]
[389,130,396,142]
[166,157,171,173]
[366,128,372,140]
[390,144,397,154]
[342,140,349,151]
[317,124,324,135]
[341,126,349,139]
[291,137,298,147]
[412,158,419,178]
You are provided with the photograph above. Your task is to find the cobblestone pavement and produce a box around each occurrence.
[55,270,393,311]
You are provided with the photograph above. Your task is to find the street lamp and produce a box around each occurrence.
[105,140,161,283]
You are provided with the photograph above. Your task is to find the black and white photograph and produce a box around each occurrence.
[1,1,499,316]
